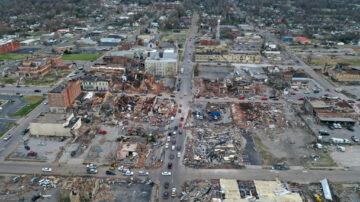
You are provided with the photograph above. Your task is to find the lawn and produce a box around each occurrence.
[9,96,44,117]
[62,53,102,61]
[0,53,30,60]
[0,122,15,138]
[0,78,16,84]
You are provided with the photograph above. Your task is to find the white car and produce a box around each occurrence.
[177,152,181,158]
[165,143,169,149]
[161,171,171,176]
[167,137,171,142]
[248,97,255,100]
[138,171,149,176]
[171,188,177,197]
[123,171,134,176]
[42,167,52,172]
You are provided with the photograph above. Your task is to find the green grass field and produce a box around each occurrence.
[0,53,30,60]
[9,96,44,117]
[62,54,102,61]
[0,122,15,137]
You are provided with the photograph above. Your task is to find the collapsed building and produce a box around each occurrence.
[304,97,357,126]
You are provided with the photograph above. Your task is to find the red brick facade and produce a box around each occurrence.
[0,40,20,54]
[48,80,81,108]
[200,40,220,46]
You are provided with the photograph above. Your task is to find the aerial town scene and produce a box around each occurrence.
[0,0,359,201]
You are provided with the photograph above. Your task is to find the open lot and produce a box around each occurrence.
[62,53,102,61]
[0,53,30,60]
[7,136,67,162]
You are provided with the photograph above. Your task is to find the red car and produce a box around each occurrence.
[290,92,296,95]
[293,88,298,91]
[98,130,107,135]
[298,97,304,100]
[327,89,331,92]
[179,123,183,127]
[238,97,245,100]
[261,97,268,101]
[27,151,37,157]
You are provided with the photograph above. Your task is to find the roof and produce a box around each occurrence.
[0,39,13,46]
[220,179,241,201]
[32,113,68,124]
[317,116,355,122]
[308,100,330,108]
[100,38,121,43]
[320,179,333,200]
[254,180,302,202]
[81,76,108,82]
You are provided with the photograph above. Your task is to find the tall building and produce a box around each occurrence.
[0,39,20,54]
[48,79,81,112]
[144,51,178,77]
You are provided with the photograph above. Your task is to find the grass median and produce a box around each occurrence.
[0,122,15,137]
[9,96,44,117]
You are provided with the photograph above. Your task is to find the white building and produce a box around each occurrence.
[30,113,81,137]
[144,51,178,77]
[81,76,109,91]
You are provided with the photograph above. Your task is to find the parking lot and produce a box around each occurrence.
[7,136,67,162]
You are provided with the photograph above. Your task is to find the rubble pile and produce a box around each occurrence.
[184,126,243,168]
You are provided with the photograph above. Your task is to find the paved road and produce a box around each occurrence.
[0,86,50,95]
[156,13,198,202]
[0,102,49,158]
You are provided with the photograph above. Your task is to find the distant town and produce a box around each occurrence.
[0,0,359,201]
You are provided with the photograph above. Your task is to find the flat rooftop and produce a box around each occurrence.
[32,113,68,124]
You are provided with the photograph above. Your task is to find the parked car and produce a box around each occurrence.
[42,167,52,172]
[34,89,41,93]
[28,151,37,157]
[298,97,304,100]
[180,117,184,122]
[123,170,134,176]
[106,170,116,175]
[138,171,149,176]
[98,130,107,135]
[163,191,169,199]
[168,162,172,169]
[3,134,12,141]
[24,145,30,150]
[238,97,245,100]
[177,152,181,158]
[351,136,359,142]
[347,126,355,132]
[23,128,29,135]
[12,176,20,183]
[261,97,268,101]
[171,188,177,197]
[176,145,181,151]
[165,143,169,149]
[319,129,330,136]
[161,171,171,176]
[164,182,169,189]
[87,169,98,174]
